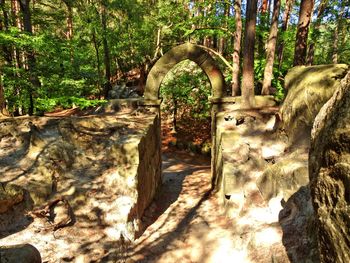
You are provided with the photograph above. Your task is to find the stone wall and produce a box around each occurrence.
[0,101,161,242]
[211,96,318,262]
[211,96,278,210]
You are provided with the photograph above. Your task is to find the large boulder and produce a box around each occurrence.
[0,244,41,263]
[281,64,349,142]
[309,70,350,262]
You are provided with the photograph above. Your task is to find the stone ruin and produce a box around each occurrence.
[0,38,349,262]
[211,64,349,262]
[0,99,162,262]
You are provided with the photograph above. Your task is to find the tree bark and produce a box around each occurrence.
[332,1,345,64]
[100,0,111,98]
[0,69,6,115]
[218,2,229,55]
[257,0,269,60]
[262,0,281,95]
[92,30,102,96]
[62,0,73,63]
[0,1,7,114]
[19,0,41,115]
[1,0,12,63]
[293,0,314,66]
[306,0,328,65]
[231,0,242,96]
[277,0,294,69]
[241,0,258,108]
[261,0,268,13]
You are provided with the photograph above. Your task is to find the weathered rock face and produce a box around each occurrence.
[257,152,309,202]
[309,70,350,262]
[0,105,161,241]
[281,64,349,142]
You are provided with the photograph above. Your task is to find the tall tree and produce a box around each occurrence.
[231,0,242,96]
[100,0,111,98]
[241,0,258,107]
[0,0,7,114]
[262,0,281,95]
[62,0,74,63]
[18,0,41,115]
[257,0,269,60]
[218,1,229,54]
[293,0,314,66]
[332,0,346,64]
[306,0,328,65]
[277,0,294,69]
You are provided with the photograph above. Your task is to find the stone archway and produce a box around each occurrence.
[143,42,227,192]
[144,42,226,100]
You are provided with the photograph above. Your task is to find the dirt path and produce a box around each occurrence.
[126,149,288,263]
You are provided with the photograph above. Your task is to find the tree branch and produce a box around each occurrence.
[196,44,234,71]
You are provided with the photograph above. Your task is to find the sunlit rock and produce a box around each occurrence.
[281,64,349,142]
[309,70,350,262]
[0,104,161,242]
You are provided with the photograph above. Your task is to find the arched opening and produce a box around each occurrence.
[160,59,212,154]
[144,43,226,100]
[143,42,226,192]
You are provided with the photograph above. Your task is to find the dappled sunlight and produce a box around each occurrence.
[127,148,288,263]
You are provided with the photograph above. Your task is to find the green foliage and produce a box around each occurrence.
[35,97,107,112]
[160,60,211,120]
[0,0,349,116]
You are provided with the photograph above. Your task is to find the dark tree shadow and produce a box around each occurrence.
[0,190,34,239]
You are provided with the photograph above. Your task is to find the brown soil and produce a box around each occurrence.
[161,116,211,153]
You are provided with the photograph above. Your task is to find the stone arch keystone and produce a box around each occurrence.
[144,43,226,100]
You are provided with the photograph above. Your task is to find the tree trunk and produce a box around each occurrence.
[262,0,281,95]
[231,0,242,96]
[18,0,41,115]
[257,0,268,60]
[261,0,268,13]
[293,0,314,66]
[92,31,102,97]
[62,0,74,63]
[277,0,294,69]
[1,0,12,63]
[100,0,111,98]
[241,0,258,108]
[218,2,229,55]
[0,2,7,114]
[0,61,6,115]
[306,0,328,65]
[332,1,345,64]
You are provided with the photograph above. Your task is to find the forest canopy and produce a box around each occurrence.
[0,0,349,115]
